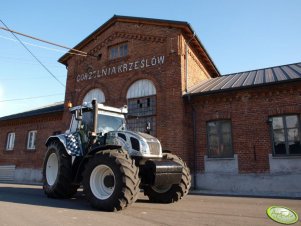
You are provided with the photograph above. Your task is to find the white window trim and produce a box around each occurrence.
[126,79,156,99]
[83,88,105,104]
[6,132,15,151]
[27,130,37,150]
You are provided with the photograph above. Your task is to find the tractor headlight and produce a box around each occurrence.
[140,139,150,155]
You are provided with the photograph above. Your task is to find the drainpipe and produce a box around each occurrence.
[192,104,197,190]
[185,33,195,93]
[187,94,197,190]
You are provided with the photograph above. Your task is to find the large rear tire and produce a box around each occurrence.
[42,142,78,198]
[144,153,191,203]
[83,149,140,211]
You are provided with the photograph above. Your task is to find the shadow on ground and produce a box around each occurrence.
[0,184,152,211]
[0,185,95,211]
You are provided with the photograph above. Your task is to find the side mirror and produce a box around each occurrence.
[146,121,151,134]
[75,109,83,121]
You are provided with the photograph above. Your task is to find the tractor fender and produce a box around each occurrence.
[45,135,67,149]
[45,134,83,156]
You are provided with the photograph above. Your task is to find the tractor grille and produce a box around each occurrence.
[147,141,161,155]
[138,132,161,156]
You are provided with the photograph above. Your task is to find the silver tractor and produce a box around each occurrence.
[43,100,191,211]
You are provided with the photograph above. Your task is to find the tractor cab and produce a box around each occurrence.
[68,101,127,136]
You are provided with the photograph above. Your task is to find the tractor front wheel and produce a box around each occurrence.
[83,149,140,211]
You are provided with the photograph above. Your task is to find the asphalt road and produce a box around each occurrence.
[0,183,300,226]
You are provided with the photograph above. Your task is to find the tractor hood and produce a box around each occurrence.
[106,131,162,158]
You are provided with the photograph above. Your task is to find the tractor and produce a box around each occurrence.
[42,100,191,211]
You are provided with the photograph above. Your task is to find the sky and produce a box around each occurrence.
[0,0,300,117]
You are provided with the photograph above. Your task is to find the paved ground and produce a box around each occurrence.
[0,183,300,226]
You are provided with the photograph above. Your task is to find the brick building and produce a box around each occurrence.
[0,16,300,197]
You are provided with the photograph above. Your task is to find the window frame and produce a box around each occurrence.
[206,120,234,158]
[27,130,37,150]
[6,132,15,151]
[108,42,128,60]
[270,114,301,156]
[69,114,79,133]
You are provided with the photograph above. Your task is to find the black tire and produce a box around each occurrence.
[144,153,191,203]
[83,149,140,211]
[42,142,78,198]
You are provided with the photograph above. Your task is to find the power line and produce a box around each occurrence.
[0,26,89,56]
[0,34,87,57]
[0,93,63,103]
[0,19,65,87]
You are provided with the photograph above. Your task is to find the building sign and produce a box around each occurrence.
[76,55,165,82]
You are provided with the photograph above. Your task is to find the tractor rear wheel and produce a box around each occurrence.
[83,149,140,211]
[144,153,191,203]
[42,142,78,198]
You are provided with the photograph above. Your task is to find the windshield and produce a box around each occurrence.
[97,114,125,133]
[81,111,125,134]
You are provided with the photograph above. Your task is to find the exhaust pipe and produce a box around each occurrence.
[91,99,98,137]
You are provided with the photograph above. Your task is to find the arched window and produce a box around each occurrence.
[83,88,105,104]
[126,79,157,135]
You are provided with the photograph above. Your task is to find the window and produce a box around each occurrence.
[126,79,157,136]
[69,115,79,133]
[271,115,301,156]
[27,131,37,150]
[109,43,128,60]
[6,132,15,150]
[127,96,156,136]
[207,120,233,158]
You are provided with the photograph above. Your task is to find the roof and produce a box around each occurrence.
[0,102,64,121]
[188,62,301,96]
[58,15,220,77]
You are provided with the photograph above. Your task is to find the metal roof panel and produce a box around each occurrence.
[254,70,264,84]
[265,68,275,83]
[210,76,234,91]
[200,78,226,92]
[242,70,256,86]
[221,74,240,89]
[190,79,216,93]
[282,65,300,79]
[290,64,301,74]
[232,72,249,87]
[273,67,288,81]
[188,62,301,96]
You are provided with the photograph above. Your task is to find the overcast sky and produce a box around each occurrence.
[0,0,300,117]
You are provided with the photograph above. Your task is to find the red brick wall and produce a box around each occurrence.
[0,112,63,168]
[62,21,210,163]
[189,82,301,173]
